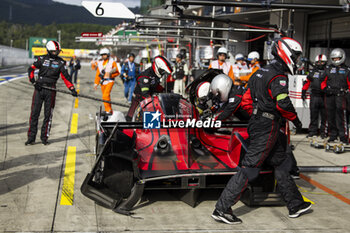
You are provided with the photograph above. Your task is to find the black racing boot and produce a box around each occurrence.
[289,202,312,218]
[25,139,35,145]
[327,137,337,143]
[42,139,50,145]
[211,208,242,224]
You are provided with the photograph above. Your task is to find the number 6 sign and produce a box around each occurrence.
[82,1,135,19]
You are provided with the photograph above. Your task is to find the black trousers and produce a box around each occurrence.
[126,95,141,121]
[70,69,78,84]
[308,94,326,137]
[215,115,304,212]
[27,86,56,141]
[325,95,348,142]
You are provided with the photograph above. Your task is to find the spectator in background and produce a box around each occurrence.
[69,55,81,84]
[120,53,140,104]
[172,54,189,96]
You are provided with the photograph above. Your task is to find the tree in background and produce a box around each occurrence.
[0,21,114,49]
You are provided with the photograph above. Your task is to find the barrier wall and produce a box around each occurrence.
[0,45,34,67]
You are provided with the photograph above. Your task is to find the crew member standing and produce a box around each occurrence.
[172,54,189,96]
[26,40,77,145]
[239,51,261,85]
[94,48,120,114]
[126,55,173,121]
[69,55,81,84]
[212,37,311,224]
[209,47,234,81]
[232,53,249,85]
[302,54,328,138]
[120,53,140,104]
[321,48,350,143]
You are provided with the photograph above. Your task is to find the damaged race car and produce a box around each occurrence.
[81,70,284,215]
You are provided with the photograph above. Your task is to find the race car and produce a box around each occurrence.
[81,70,283,215]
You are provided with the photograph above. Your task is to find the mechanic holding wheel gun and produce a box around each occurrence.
[212,37,312,225]
[126,55,173,121]
[25,40,78,146]
[94,48,120,114]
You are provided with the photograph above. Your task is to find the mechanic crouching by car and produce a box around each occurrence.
[126,55,173,121]
[26,40,78,146]
[205,74,249,121]
[321,48,350,144]
[302,54,328,139]
[212,37,312,224]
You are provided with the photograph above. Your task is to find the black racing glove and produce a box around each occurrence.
[30,77,35,84]
[34,82,42,91]
[70,88,78,97]
[301,90,306,101]
[292,118,302,130]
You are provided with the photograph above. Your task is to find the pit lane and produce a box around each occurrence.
[0,66,349,232]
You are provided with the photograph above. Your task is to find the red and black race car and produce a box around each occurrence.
[81,70,283,215]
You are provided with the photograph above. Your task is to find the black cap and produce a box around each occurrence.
[129,53,135,58]
[176,54,183,59]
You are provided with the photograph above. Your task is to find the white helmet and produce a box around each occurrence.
[152,55,173,78]
[46,40,61,57]
[217,47,228,55]
[247,51,260,61]
[235,53,244,61]
[330,48,346,66]
[100,48,110,55]
[271,37,303,75]
[315,54,327,62]
[196,81,211,100]
[210,74,233,102]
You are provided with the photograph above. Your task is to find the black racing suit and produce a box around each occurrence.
[321,64,350,142]
[27,54,75,142]
[215,60,305,214]
[215,85,249,121]
[302,68,327,137]
[126,67,163,121]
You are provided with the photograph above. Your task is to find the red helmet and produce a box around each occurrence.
[272,37,303,75]
[152,56,173,78]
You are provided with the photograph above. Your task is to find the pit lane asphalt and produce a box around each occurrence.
[0,66,349,232]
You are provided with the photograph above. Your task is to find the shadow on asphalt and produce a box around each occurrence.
[131,189,257,217]
[0,149,90,195]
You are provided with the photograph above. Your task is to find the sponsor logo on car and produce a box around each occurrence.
[143,111,222,129]
[143,110,161,129]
